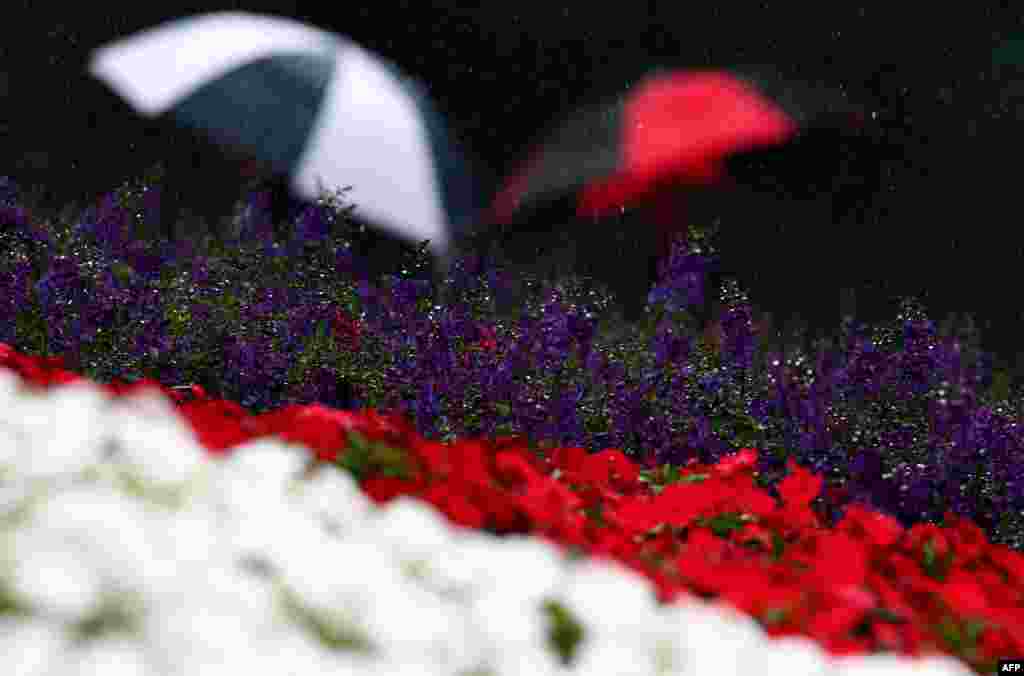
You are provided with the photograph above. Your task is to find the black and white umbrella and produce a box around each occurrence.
[88,11,482,265]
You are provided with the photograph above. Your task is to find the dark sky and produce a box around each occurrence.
[5,3,1024,380]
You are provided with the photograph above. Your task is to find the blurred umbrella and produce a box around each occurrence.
[87,10,484,273]
[477,66,890,323]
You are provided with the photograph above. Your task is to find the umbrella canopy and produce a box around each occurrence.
[88,11,483,265]
[479,66,888,323]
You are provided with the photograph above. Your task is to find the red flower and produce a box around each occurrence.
[421,484,486,529]
[837,504,905,548]
[331,308,363,352]
[904,522,952,564]
[776,458,824,509]
[177,398,253,453]
[363,476,421,504]
[792,532,870,589]
[939,572,991,619]
[249,404,365,462]
[579,448,641,492]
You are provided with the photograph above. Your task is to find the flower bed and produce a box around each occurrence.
[5,174,1024,557]
[0,345,1012,674]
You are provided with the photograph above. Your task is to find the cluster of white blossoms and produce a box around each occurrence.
[0,372,975,675]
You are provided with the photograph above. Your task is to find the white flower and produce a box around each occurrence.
[100,389,209,490]
[204,439,309,515]
[141,561,289,671]
[248,629,343,675]
[670,601,777,676]
[556,557,663,637]
[49,637,152,676]
[273,537,403,642]
[475,535,570,605]
[3,525,106,620]
[556,558,682,674]
[362,581,479,672]
[834,655,979,676]
[0,617,70,676]
[153,505,228,571]
[0,369,23,404]
[741,637,830,676]
[419,531,509,600]
[0,384,109,479]
[286,465,374,537]
[191,442,315,562]
[362,496,459,565]
[349,496,469,598]
[17,486,167,597]
[460,536,571,672]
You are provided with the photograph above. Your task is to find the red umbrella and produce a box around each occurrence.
[481,66,885,321]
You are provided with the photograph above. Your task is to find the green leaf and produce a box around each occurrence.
[542,598,585,667]
[760,606,789,626]
[922,539,936,568]
[771,531,786,561]
[703,512,746,537]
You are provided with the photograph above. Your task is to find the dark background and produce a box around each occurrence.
[4,3,1024,385]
